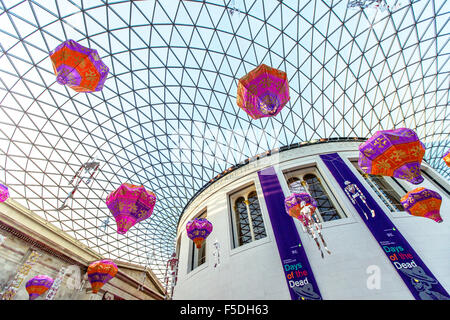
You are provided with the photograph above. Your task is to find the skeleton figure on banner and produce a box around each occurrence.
[344,180,376,220]
[58,157,100,210]
[300,201,331,259]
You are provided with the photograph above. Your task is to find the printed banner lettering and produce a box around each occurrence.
[258,167,322,300]
[320,153,449,300]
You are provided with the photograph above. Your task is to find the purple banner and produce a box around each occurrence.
[320,153,449,300]
[258,167,322,300]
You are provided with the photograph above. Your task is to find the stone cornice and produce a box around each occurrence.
[0,198,164,299]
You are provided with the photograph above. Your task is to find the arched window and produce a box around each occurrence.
[231,186,267,248]
[352,162,405,212]
[287,177,307,193]
[303,174,341,222]
[285,168,345,222]
[364,175,404,212]
[247,191,267,241]
[421,168,450,197]
[235,197,252,246]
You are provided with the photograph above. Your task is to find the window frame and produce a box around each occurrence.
[229,184,267,249]
[284,166,347,223]
[350,160,407,213]
[421,166,450,197]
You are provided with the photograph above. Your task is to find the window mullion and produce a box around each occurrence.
[364,174,396,212]
[301,179,324,223]
[244,199,255,242]
[232,203,240,247]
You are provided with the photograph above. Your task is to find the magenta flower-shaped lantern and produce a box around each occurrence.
[186,218,213,248]
[0,184,9,202]
[106,183,156,235]
[237,64,290,119]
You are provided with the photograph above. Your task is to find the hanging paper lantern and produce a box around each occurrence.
[443,149,450,167]
[237,64,290,119]
[186,218,213,248]
[87,260,118,294]
[400,187,443,223]
[49,39,109,92]
[284,193,317,225]
[0,184,9,202]
[358,128,425,184]
[106,183,156,235]
[25,275,54,300]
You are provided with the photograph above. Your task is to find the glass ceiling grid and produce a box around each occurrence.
[0,0,448,281]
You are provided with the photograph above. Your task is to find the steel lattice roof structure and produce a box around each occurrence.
[0,0,448,282]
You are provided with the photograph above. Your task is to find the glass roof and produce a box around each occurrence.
[0,0,448,281]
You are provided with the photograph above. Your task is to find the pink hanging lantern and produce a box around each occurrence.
[106,183,156,234]
[284,193,317,226]
[0,184,9,202]
[186,218,213,248]
[237,64,290,119]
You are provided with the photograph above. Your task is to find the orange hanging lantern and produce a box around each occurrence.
[49,39,109,92]
[87,260,118,294]
[400,187,443,223]
[358,128,426,184]
[25,275,54,300]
